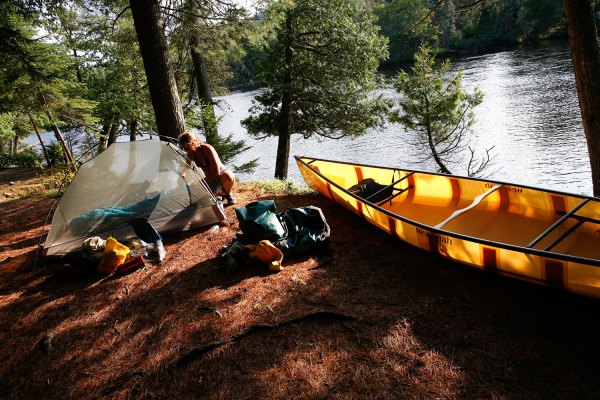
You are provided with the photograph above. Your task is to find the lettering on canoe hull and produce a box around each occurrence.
[485,183,523,194]
[416,228,453,245]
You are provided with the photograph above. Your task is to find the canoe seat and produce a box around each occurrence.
[349,172,415,206]
[434,184,503,230]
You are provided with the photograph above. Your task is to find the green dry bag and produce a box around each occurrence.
[235,200,286,243]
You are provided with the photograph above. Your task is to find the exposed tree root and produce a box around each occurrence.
[96,370,145,398]
[175,310,356,367]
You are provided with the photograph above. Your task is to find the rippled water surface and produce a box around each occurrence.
[217,40,592,195]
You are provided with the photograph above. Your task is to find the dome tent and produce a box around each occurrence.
[43,140,226,257]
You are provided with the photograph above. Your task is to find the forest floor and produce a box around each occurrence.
[1,167,600,400]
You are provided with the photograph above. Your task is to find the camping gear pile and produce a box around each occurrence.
[221,200,331,271]
[44,140,226,274]
[70,217,167,275]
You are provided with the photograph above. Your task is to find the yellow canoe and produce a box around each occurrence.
[295,156,600,298]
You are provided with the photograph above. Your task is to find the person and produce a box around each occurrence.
[178,131,236,205]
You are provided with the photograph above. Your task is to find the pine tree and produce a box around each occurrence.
[242,0,389,179]
[391,44,494,177]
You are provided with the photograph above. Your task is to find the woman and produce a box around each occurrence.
[178,131,236,205]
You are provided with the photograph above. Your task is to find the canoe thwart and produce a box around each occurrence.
[364,172,415,203]
[376,185,414,207]
[544,220,586,251]
[527,198,590,249]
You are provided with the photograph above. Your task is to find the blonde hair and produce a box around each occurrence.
[178,131,201,148]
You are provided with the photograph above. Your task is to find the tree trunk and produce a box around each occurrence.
[428,129,452,174]
[27,112,52,168]
[98,119,110,153]
[129,119,139,141]
[46,114,74,164]
[274,14,294,180]
[275,92,292,180]
[129,0,186,140]
[49,123,73,163]
[563,0,600,196]
[38,87,74,164]
[73,48,83,83]
[190,34,219,143]
[107,119,120,146]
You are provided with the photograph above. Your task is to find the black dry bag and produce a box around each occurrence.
[278,206,330,256]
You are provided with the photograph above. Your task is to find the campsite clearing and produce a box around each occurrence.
[2,168,600,399]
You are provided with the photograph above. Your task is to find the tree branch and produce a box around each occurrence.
[409,0,444,32]
[458,0,488,13]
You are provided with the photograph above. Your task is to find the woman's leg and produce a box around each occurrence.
[219,170,236,204]
[219,169,236,195]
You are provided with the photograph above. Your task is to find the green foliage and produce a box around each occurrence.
[516,0,564,40]
[43,166,75,196]
[243,0,389,140]
[0,149,43,168]
[213,137,258,174]
[391,44,493,177]
[0,2,97,165]
[85,12,153,129]
[45,141,67,166]
[375,0,566,60]
[0,112,16,144]
[166,0,258,174]
[455,1,520,50]
[208,132,258,175]
[450,0,565,51]
[170,0,254,99]
[374,0,439,64]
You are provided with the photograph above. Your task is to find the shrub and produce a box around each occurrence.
[0,150,43,168]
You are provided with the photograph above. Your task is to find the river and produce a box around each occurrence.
[215,39,592,195]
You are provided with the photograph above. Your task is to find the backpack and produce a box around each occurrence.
[278,205,330,256]
[235,200,330,256]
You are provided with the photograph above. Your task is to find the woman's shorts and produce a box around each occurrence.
[207,177,223,194]
[206,167,231,194]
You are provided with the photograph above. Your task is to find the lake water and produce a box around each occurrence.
[215,40,592,195]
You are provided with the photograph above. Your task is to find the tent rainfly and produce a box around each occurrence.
[43,140,226,256]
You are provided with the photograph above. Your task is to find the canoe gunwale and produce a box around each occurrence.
[295,155,600,267]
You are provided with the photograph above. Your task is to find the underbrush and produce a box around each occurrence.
[0,150,43,168]
[239,179,315,196]
[10,166,75,199]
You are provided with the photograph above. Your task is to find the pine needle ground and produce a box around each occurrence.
[1,168,600,399]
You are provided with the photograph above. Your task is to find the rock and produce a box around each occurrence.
[8,181,16,186]
[43,330,56,354]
